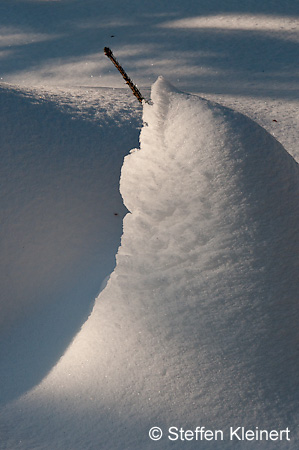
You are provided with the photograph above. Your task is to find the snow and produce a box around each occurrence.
[0,85,141,403]
[1,77,298,449]
[0,1,299,449]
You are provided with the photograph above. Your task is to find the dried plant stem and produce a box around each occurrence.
[104,47,144,104]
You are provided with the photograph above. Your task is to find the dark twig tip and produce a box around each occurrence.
[104,47,112,57]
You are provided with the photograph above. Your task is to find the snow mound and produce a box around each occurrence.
[1,78,298,449]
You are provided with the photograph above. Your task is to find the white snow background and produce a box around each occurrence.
[0,1,298,449]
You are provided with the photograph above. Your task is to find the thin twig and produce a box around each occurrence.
[104,47,145,104]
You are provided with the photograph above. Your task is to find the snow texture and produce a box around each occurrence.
[1,77,298,450]
[0,85,141,404]
[1,0,299,448]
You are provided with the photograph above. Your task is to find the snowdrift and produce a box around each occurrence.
[1,78,298,449]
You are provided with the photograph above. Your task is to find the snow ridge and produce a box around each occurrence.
[118,76,299,438]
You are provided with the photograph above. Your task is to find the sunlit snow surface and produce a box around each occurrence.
[1,78,298,450]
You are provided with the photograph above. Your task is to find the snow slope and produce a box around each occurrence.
[1,78,298,450]
[1,0,299,97]
[0,85,141,404]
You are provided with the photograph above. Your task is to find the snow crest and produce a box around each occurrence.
[118,75,299,436]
